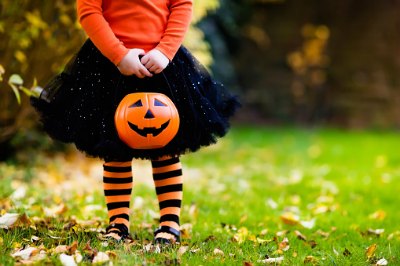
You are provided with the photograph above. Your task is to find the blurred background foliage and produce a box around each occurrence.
[1,0,400,160]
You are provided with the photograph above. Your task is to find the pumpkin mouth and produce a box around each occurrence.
[128,120,170,137]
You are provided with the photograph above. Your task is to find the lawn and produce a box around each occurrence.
[0,126,399,265]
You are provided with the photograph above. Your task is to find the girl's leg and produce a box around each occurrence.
[151,156,183,243]
[103,161,133,240]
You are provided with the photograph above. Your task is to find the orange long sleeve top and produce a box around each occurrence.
[77,0,193,65]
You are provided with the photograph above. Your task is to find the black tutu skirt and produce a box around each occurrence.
[31,39,240,161]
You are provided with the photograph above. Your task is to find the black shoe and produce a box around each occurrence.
[154,226,181,245]
[104,223,131,241]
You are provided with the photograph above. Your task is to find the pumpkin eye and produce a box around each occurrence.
[154,99,167,107]
[129,99,143,108]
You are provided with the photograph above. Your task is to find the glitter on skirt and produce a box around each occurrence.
[31,40,240,161]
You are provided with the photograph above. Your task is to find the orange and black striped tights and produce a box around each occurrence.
[103,156,182,240]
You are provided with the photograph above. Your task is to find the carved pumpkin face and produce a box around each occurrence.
[115,93,179,149]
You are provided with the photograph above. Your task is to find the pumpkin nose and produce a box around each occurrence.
[144,109,155,119]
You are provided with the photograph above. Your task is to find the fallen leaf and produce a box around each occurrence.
[308,240,317,249]
[11,247,39,260]
[300,218,315,229]
[366,243,377,259]
[280,212,299,225]
[74,251,83,264]
[178,246,189,256]
[256,237,272,244]
[0,213,20,228]
[180,223,192,239]
[213,248,224,256]
[190,248,200,253]
[189,203,198,219]
[44,203,68,217]
[257,256,284,264]
[367,228,384,236]
[376,258,388,265]
[304,256,318,264]
[278,237,290,251]
[276,230,289,237]
[294,230,307,241]
[333,247,339,256]
[144,243,161,254]
[315,229,330,238]
[92,252,110,264]
[59,253,77,266]
[369,210,386,221]
[243,262,253,266]
[54,245,69,254]
[266,198,278,209]
[106,251,117,260]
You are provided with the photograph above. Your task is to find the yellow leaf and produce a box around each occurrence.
[369,210,386,221]
[304,256,318,264]
[280,212,299,225]
[365,243,377,259]
[0,64,4,82]
[14,50,27,63]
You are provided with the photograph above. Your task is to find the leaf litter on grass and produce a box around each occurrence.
[2,128,400,265]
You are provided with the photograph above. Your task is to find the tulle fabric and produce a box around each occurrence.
[31,40,240,161]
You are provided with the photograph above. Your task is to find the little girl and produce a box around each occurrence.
[31,0,239,244]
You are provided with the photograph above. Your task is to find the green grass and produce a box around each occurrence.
[1,126,400,265]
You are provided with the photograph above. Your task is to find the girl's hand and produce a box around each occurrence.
[141,49,169,74]
[117,49,153,78]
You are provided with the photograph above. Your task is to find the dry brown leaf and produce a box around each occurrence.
[243,262,253,266]
[315,229,330,238]
[106,251,118,260]
[294,230,307,241]
[280,212,299,225]
[365,243,377,259]
[54,245,69,254]
[308,240,317,249]
[278,237,290,251]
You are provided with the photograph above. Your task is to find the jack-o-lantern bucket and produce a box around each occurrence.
[114,93,179,149]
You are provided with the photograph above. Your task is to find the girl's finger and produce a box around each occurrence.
[139,65,153,77]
